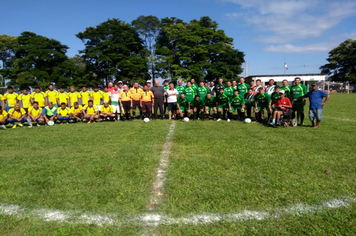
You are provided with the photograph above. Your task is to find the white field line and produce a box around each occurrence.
[146,121,176,212]
[324,116,356,122]
[0,197,355,227]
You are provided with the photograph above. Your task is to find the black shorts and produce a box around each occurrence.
[46,115,54,119]
[142,102,152,112]
[132,100,141,109]
[122,101,131,113]
[167,102,177,111]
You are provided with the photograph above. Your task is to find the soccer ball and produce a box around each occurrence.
[47,121,55,126]
[144,118,150,123]
[244,118,252,123]
[183,117,190,122]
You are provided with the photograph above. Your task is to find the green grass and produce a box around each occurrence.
[0,93,356,235]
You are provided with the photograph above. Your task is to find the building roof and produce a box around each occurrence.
[246,73,324,78]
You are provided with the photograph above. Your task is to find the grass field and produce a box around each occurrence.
[0,93,355,235]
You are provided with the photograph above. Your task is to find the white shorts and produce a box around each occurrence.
[112,105,121,113]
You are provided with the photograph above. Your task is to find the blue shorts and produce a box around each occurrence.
[309,109,322,121]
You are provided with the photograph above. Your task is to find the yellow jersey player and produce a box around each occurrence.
[31,87,47,108]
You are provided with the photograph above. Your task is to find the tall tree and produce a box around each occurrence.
[320,39,356,82]
[9,31,70,89]
[76,19,148,85]
[132,15,161,82]
[155,16,244,82]
[155,17,187,81]
[0,34,17,86]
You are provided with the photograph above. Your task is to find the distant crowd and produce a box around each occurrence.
[0,76,330,129]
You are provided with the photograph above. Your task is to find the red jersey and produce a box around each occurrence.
[275,97,292,111]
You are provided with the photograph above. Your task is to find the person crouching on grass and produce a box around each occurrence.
[270,90,292,126]
[0,106,9,129]
[100,101,115,121]
[57,103,71,124]
[43,102,58,125]
[8,104,27,128]
[294,83,330,128]
[27,101,44,128]
[83,100,99,123]
[70,102,83,122]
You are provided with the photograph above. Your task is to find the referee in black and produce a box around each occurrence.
[151,80,165,120]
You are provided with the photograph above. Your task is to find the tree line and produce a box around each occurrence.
[0,16,245,90]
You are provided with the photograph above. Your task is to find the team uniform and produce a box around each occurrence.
[80,91,92,107]
[271,92,280,105]
[119,91,132,120]
[204,96,216,111]
[92,91,103,110]
[253,85,264,93]
[197,86,209,102]
[83,105,98,118]
[2,92,19,111]
[17,93,31,113]
[215,84,225,95]
[230,95,245,113]
[184,87,195,103]
[31,92,47,108]
[191,83,198,94]
[265,85,275,96]
[141,90,154,113]
[130,87,143,118]
[290,84,307,112]
[109,89,121,114]
[57,107,71,122]
[102,92,110,103]
[68,92,81,108]
[191,99,204,110]
[255,92,272,111]
[223,86,234,101]
[46,90,59,107]
[175,85,186,96]
[177,97,190,113]
[237,83,250,97]
[70,105,83,119]
[42,105,58,119]
[0,110,8,125]
[8,108,27,125]
[216,93,230,110]
[57,92,69,105]
[280,86,291,98]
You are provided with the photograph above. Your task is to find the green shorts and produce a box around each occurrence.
[205,106,216,112]
[231,106,242,112]
[217,104,229,110]
[292,103,305,112]
[179,106,187,112]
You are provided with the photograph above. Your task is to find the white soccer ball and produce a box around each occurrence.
[144,118,150,123]
[244,118,251,124]
[47,121,55,126]
[183,117,190,122]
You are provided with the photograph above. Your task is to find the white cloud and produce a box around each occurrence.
[224,0,356,44]
[263,43,336,53]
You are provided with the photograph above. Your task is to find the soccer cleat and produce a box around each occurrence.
[18,124,23,127]
[217,118,221,122]
[28,124,33,128]
[37,124,40,127]
[227,119,231,122]
[269,121,275,125]
[12,125,17,129]
[1,125,8,130]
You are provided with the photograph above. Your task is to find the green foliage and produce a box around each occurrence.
[132,15,161,81]
[155,16,245,82]
[76,19,149,85]
[320,39,356,82]
[0,34,17,86]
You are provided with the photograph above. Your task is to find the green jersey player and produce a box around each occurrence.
[271,86,281,105]
[290,77,307,124]
[280,79,291,97]
[175,79,186,96]
[184,81,196,103]
[191,95,205,120]
[204,93,217,120]
[177,93,191,119]
[197,81,209,102]
[230,90,246,121]
[216,87,231,121]
[254,87,272,122]
[237,77,250,97]
[190,78,198,94]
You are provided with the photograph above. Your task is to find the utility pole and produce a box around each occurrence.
[245,61,248,77]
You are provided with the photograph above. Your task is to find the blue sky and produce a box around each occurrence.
[1,0,356,76]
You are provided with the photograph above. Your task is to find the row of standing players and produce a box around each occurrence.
[0,77,307,128]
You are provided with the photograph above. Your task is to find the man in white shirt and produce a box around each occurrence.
[110,84,121,120]
[165,82,178,120]
[265,79,275,95]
